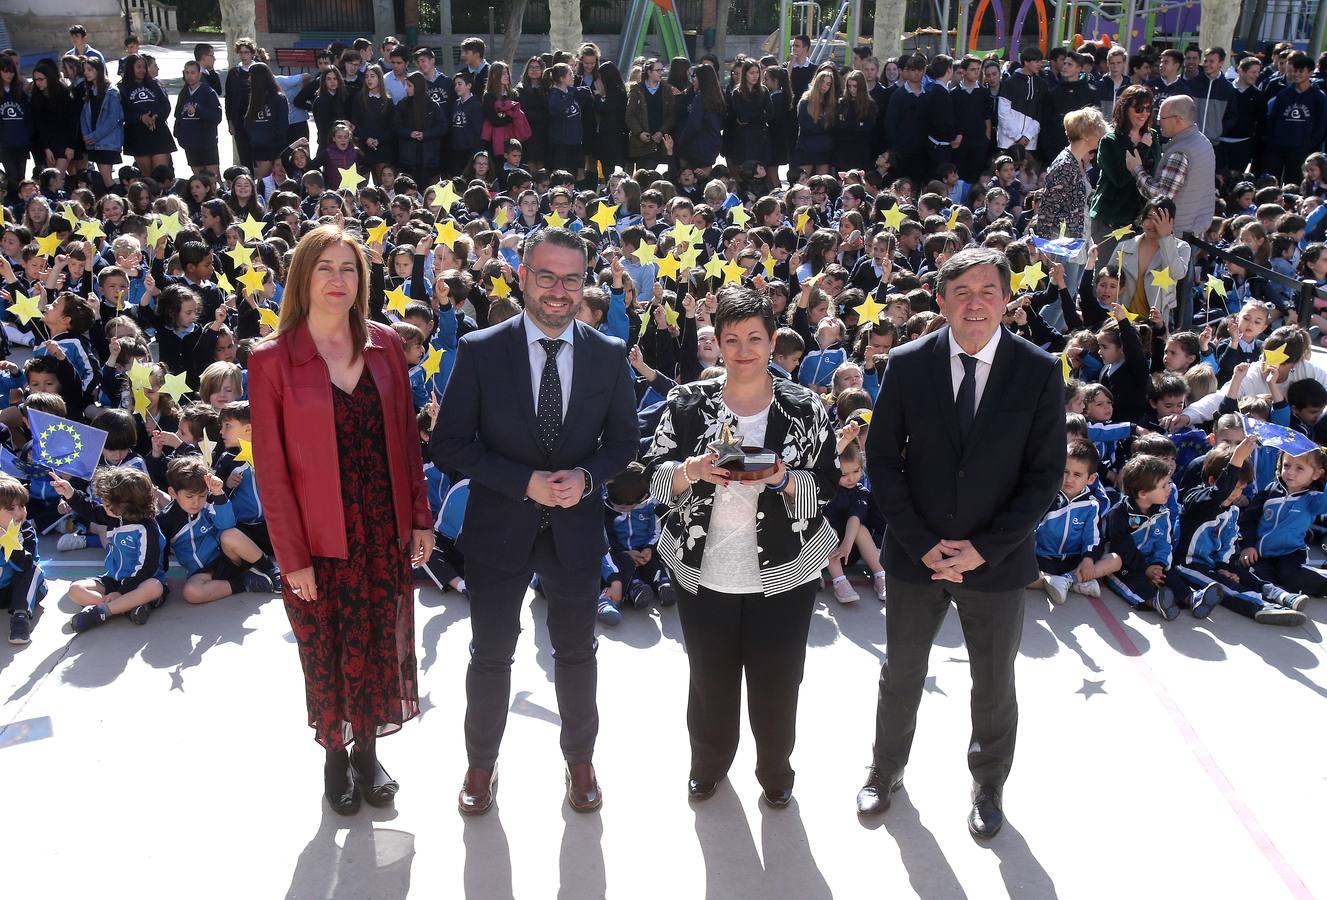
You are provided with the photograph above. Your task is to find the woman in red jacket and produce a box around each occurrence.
[250,224,434,816]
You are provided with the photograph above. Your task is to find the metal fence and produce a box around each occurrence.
[415,0,784,37]
[268,0,376,32]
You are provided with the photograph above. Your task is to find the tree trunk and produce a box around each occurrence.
[873,0,905,60]
[548,0,585,56]
[713,0,730,62]
[502,0,530,64]
[219,0,257,48]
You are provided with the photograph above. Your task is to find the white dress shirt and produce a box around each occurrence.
[948,326,1002,410]
[524,314,574,418]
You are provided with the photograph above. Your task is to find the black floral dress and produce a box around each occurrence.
[285,371,419,751]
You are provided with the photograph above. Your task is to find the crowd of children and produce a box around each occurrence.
[2,27,1327,647]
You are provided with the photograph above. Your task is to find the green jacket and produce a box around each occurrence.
[1088,128,1159,228]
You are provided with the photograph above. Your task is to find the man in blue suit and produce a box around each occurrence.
[858,247,1065,837]
[432,228,639,816]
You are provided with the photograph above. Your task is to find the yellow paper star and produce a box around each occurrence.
[728,205,750,226]
[160,370,191,403]
[237,266,267,296]
[881,205,907,231]
[0,521,21,561]
[795,211,811,233]
[490,274,512,299]
[337,165,365,194]
[1123,308,1141,322]
[1149,267,1177,291]
[590,202,619,232]
[1108,226,1135,242]
[76,218,106,241]
[494,205,511,227]
[1020,262,1046,291]
[656,251,681,282]
[1059,221,1068,240]
[434,218,463,249]
[158,211,186,240]
[384,285,411,316]
[422,345,444,380]
[662,304,680,328]
[1009,269,1025,294]
[1061,351,1073,384]
[132,386,151,415]
[60,202,80,223]
[5,292,42,325]
[258,307,281,331]
[1205,274,1227,300]
[226,244,255,268]
[544,209,569,230]
[703,254,726,280]
[855,410,873,424]
[1264,344,1290,368]
[128,360,154,391]
[216,273,235,295]
[679,245,702,271]
[762,255,776,277]
[431,180,462,211]
[234,438,254,466]
[35,232,62,257]
[199,434,215,466]
[721,259,746,285]
[633,242,659,266]
[947,206,961,229]
[853,292,887,324]
[366,221,391,245]
[236,214,265,243]
[146,220,166,248]
[669,221,697,246]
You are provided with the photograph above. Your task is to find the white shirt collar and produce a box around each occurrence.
[948,326,1001,366]
[524,313,575,347]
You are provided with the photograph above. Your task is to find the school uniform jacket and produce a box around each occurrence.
[173,82,223,153]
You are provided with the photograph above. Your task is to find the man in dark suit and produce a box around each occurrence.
[432,228,639,816]
[858,247,1065,837]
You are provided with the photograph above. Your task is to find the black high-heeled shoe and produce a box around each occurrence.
[324,750,361,816]
[351,748,399,808]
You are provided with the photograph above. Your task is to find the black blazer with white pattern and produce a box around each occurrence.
[642,374,839,596]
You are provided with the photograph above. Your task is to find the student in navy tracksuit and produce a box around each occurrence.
[214,401,267,553]
[1264,53,1327,185]
[53,466,167,632]
[0,474,46,645]
[1239,446,1327,597]
[1105,455,1220,620]
[159,456,280,604]
[173,60,223,174]
[1033,439,1120,605]
[1175,439,1307,626]
[546,63,585,176]
[0,58,32,201]
[448,72,484,174]
[603,461,672,610]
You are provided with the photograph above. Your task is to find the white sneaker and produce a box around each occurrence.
[1070,578,1101,598]
[1043,574,1071,606]
[57,532,88,552]
[832,578,859,604]
[872,572,887,601]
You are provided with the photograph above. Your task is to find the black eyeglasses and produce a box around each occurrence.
[530,268,585,291]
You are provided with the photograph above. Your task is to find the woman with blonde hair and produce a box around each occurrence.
[250,224,433,816]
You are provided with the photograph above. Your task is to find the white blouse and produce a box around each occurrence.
[698,403,770,594]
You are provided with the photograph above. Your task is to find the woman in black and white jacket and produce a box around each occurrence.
[642,285,839,809]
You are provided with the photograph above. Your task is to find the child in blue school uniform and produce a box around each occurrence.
[1175,439,1308,627]
[0,474,46,645]
[797,316,848,393]
[824,440,887,603]
[1239,446,1327,599]
[213,400,268,554]
[391,321,430,410]
[603,461,673,611]
[56,408,147,552]
[1105,455,1222,621]
[52,465,167,632]
[1034,439,1120,605]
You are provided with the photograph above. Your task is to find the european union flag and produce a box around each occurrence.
[1243,415,1320,457]
[27,410,107,480]
[1030,236,1088,262]
[0,446,28,480]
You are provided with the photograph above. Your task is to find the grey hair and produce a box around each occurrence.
[520,226,591,267]
[936,247,1011,300]
[1161,94,1196,125]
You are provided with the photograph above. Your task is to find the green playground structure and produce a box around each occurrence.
[616,0,691,71]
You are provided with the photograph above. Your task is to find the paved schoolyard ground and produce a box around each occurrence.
[2,543,1325,899]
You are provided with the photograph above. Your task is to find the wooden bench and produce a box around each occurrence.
[273,48,318,74]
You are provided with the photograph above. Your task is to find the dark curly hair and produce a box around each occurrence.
[91,466,158,522]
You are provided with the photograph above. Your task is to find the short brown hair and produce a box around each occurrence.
[0,473,28,509]
[1120,455,1171,500]
[166,455,211,493]
[91,466,158,521]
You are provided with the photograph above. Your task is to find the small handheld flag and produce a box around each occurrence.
[27,409,108,480]
[1242,415,1318,457]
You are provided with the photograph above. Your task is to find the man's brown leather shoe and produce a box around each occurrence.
[458,766,497,816]
[565,762,602,812]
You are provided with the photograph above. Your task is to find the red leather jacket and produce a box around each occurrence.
[249,319,431,573]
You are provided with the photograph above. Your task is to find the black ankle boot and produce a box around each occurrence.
[324,748,360,816]
[352,742,399,808]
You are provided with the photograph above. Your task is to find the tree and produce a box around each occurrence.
[219,0,256,50]
[548,0,584,57]
[873,0,904,61]
[713,0,731,63]
[502,0,530,64]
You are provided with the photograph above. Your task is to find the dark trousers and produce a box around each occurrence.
[0,148,26,200]
[230,124,252,170]
[1107,565,1194,608]
[607,548,666,589]
[1217,139,1254,176]
[873,574,1024,789]
[927,143,953,183]
[675,580,818,792]
[1264,144,1314,186]
[953,137,990,184]
[1253,548,1327,597]
[464,529,600,769]
[1176,560,1287,618]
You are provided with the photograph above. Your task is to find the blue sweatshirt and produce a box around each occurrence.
[67,490,166,584]
[0,85,32,149]
[173,82,223,152]
[1241,479,1327,559]
[1035,482,1109,561]
[158,492,236,575]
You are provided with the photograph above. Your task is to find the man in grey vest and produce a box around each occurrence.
[1124,95,1214,327]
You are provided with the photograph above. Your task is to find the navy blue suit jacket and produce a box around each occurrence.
[865,326,1065,591]
[431,315,639,572]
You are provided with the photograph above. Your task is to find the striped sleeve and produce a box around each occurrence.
[650,460,685,507]
[783,467,823,522]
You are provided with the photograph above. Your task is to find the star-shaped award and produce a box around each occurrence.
[707,422,745,468]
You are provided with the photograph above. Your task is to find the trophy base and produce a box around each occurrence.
[725,447,780,482]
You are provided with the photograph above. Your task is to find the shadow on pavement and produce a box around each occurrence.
[284,805,415,900]
[463,805,514,900]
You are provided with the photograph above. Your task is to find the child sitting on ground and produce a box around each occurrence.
[603,461,673,609]
[1239,446,1327,600]
[1033,439,1120,604]
[0,474,46,644]
[52,466,167,631]
[824,440,887,603]
[213,400,268,554]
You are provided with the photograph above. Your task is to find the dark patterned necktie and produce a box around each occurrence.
[956,353,978,438]
[536,338,564,454]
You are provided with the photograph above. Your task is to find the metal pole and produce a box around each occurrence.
[488,7,495,58]
[779,0,789,60]
[1122,0,1138,53]
[957,0,971,55]
[1052,0,1066,51]
[940,0,953,55]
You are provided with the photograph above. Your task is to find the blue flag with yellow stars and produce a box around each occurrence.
[1242,414,1319,457]
[28,409,108,480]
[0,446,29,481]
